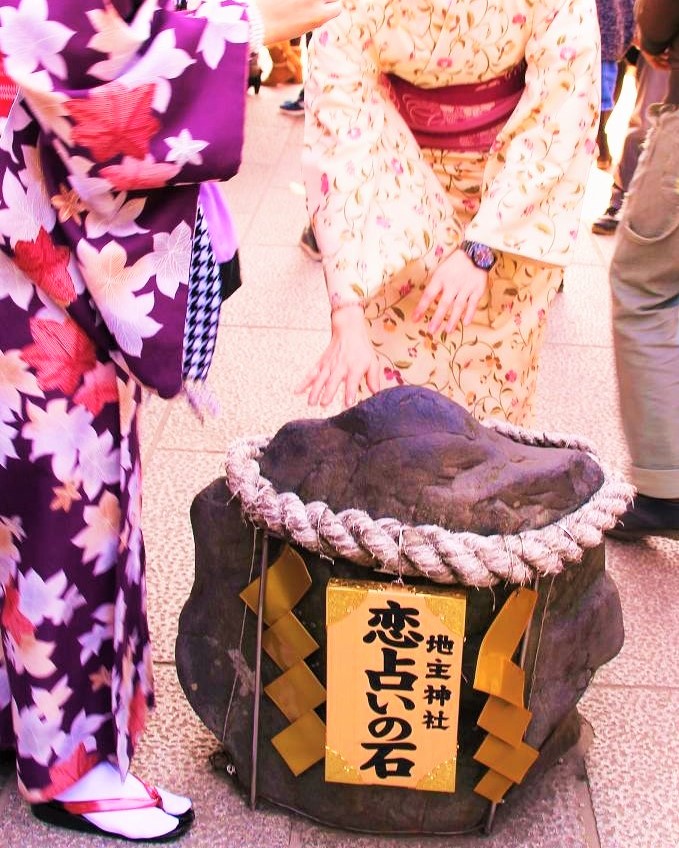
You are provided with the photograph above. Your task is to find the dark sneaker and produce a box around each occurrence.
[605,493,679,541]
[591,206,621,235]
[300,225,321,261]
[280,90,305,115]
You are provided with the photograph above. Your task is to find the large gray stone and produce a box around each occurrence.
[258,386,604,535]
[176,388,623,834]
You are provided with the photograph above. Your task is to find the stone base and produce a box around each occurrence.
[176,478,624,834]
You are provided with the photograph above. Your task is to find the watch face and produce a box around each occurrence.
[463,241,496,271]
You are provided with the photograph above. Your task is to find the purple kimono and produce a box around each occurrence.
[0,0,248,801]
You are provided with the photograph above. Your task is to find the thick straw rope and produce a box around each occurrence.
[224,421,634,587]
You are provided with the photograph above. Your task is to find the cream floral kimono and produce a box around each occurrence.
[303,0,600,423]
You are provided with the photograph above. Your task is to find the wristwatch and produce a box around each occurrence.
[460,240,497,272]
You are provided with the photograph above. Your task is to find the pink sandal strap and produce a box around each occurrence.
[61,783,163,815]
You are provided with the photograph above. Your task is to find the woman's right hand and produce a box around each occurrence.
[295,304,381,407]
[257,0,342,45]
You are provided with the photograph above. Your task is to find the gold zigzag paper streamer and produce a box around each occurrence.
[472,587,539,803]
[240,544,326,776]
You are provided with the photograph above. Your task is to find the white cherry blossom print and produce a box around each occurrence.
[14,704,62,765]
[138,643,154,696]
[22,400,94,482]
[71,490,121,575]
[93,602,114,630]
[7,632,57,678]
[124,524,143,585]
[165,129,208,167]
[77,240,161,356]
[21,87,72,144]
[121,28,193,113]
[0,248,34,310]
[113,588,127,652]
[55,584,87,628]
[0,167,55,246]
[0,419,19,469]
[197,0,249,69]
[52,707,107,761]
[0,100,31,164]
[83,192,148,240]
[150,220,191,298]
[0,0,74,83]
[77,428,120,501]
[18,568,68,626]
[31,675,71,722]
[78,619,114,666]
[85,6,141,82]
[117,374,138,439]
[49,144,148,239]
[0,514,24,586]
[0,349,43,416]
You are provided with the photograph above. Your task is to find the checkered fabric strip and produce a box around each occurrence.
[182,203,223,382]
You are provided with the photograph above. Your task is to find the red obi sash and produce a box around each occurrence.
[385,63,526,152]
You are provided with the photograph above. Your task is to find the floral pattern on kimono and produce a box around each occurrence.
[303,0,600,423]
[0,0,250,800]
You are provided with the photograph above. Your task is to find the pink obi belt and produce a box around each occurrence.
[384,63,526,152]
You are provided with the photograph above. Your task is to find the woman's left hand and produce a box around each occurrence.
[412,248,488,334]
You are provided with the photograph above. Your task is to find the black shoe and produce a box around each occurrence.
[280,88,305,115]
[299,224,321,261]
[248,53,262,94]
[605,493,679,541]
[591,206,621,235]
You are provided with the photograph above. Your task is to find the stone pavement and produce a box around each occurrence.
[2,75,678,848]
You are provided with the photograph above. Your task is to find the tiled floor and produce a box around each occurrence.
[2,73,678,848]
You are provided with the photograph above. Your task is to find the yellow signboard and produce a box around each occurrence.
[325,578,466,792]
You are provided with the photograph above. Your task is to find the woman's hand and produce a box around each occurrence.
[296,304,381,407]
[412,248,488,334]
[257,0,342,45]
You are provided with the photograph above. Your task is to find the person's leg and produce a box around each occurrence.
[596,61,619,170]
[614,55,669,198]
[608,106,679,538]
[280,32,311,111]
[0,295,191,838]
[593,57,669,234]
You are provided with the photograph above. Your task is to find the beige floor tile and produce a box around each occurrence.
[155,326,343,454]
[534,344,629,474]
[598,537,679,688]
[220,244,327,331]
[241,184,310,248]
[143,450,234,661]
[590,231,621,268]
[219,163,275,215]
[547,265,614,348]
[581,686,679,848]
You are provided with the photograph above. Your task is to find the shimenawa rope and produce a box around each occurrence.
[223,421,634,587]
